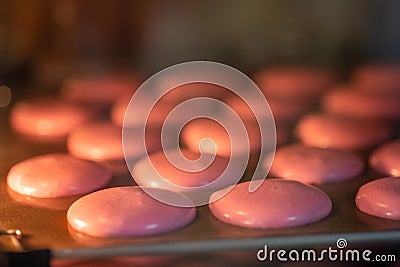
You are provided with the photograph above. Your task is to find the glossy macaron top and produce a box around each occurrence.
[7,153,112,198]
[356,176,400,220]
[209,179,332,229]
[67,186,196,237]
[370,139,400,176]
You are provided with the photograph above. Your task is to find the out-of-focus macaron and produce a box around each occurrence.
[322,85,400,121]
[10,97,93,140]
[61,73,140,107]
[296,113,392,151]
[351,63,400,94]
[270,143,364,184]
[254,66,336,102]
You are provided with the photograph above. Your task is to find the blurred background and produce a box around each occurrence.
[0,0,400,88]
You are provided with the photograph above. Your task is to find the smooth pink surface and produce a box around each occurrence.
[67,186,196,237]
[254,66,336,101]
[296,114,392,151]
[352,63,400,94]
[68,122,169,162]
[7,153,112,198]
[209,179,332,229]
[10,98,92,139]
[270,144,364,184]
[61,74,139,106]
[370,139,400,176]
[132,149,241,192]
[322,87,400,121]
[356,177,400,220]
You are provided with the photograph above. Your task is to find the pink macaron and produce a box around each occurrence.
[10,97,93,140]
[61,73,140,107]
[7,153,112,198]
[351,63,400,94]
[356,177,400,220]
[67,186,196,237]
[296,113,392,151]
[322,86,400,121]
[132,148,242,193]
[270,143,364,184]
[224,94,310,124]
[67,122,165,162]
[254,66,336,102]
[209,179,332,229]
[181,118,263,157]
[369,139,400,176]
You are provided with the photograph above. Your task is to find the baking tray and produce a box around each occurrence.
[1,106,400,260]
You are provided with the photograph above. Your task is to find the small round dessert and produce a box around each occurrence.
[61,74,139,106]
[7,153,112,198]
[269,144,364,184]
[114,90,221,129]
[181,118,262,157]
[352,63,400,94]
[369,139,400,176]
[9,98,93,140]
[209,179,332,229]
[253,66,336,102]
[132,148,242,194]
[296,114,392,151]
[322,86,400,121]
[224,94,310,124]
[67,186,196,237]
[356,177,400,220]
[67,122,164,162]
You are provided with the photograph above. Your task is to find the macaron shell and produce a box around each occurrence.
[67,186,196,237]
[322,87,400,121]
[181,118,261,157]
[132,149,241,191]
[209,179,332,229]
[61,74,139,106]
[254,66,336,101]
[67,122,168,162]
[356,177,400,220]
[270,144,364,184]
[7,153,112,198]
[352,63,400,94]
[370,139,400,176]
[10,98,93,139]
[296,114,392,151]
